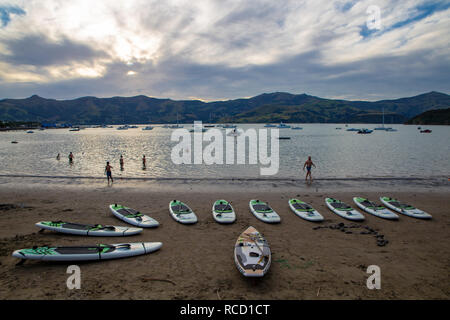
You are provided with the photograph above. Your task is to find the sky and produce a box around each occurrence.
[0,0,449,101]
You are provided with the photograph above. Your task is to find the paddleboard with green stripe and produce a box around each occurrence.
[380,197,431,219]
[325,198,365,221]
[288,199,324,222]
[169,200,198,224]
[249,199,280,223]
[36,221,143,236]
[353,197,398,220]
[12,242,162,262]
[212,200,236,224]
[109,204,159,227]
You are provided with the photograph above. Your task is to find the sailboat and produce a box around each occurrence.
[374,108,393,131]
[204,113,215,127]
[169,113,183,128]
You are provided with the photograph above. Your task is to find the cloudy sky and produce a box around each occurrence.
[0,0,449,101]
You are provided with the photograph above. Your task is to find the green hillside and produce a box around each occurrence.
[405,108,450,125]
[0,91,448,124]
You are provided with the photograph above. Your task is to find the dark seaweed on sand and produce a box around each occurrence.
[313,223,389,247]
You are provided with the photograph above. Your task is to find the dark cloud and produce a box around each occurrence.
[0,1,448,102]
[1,47,448,101]
[1,35,107,66]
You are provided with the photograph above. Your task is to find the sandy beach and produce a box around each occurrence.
[0,178,449,300]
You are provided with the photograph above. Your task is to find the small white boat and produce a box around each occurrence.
[222,124,237,129]
[276,122,291,128]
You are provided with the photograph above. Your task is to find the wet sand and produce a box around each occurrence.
[0,179,449,300]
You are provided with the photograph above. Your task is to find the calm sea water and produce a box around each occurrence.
[0,124,449,180]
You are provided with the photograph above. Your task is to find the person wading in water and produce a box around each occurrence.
[303,156,316,182]
[119,155,124,171]
[105,161,114,184]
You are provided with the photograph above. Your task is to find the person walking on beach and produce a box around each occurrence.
[303,156,316,182]
[119,155,124,171]
[56,153,60,160]
[105,161,113,183]
[142,155,146,169]
[68,152,74,164]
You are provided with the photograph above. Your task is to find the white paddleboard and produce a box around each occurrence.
[234,226,271,277]
[380,197,432,219]
[353,197,398,220]
[325,198,365,221]
[36,221,143,236]
[249,200,281,223]
[109,204,159,227]
[212,200,236,224]
[169,200,198,224]
[288,199,324,222]
[12,242,162,262]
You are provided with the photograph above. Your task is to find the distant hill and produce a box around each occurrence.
[0,91,448,124]
[405,108,450,125]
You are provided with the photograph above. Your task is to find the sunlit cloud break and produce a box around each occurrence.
[0,0,449,101]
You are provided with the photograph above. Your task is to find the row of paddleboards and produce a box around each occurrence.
[33,195,429,239]
[169,196,432,224]
[37,196,429,238]
[326,197,432,221]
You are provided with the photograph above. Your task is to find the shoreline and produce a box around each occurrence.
[1,173,448,181]
[1,175,449,195]
[0,182,449,299]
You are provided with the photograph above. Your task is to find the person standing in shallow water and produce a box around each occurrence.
[303,156,316,182]
[119,155,124,171]
[105,161,113,183]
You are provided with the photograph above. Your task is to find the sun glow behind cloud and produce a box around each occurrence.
[0,0,448,100]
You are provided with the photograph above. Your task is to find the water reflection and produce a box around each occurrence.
[0,124,449,179]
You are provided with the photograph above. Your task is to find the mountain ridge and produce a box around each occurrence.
[0,91,449,124]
